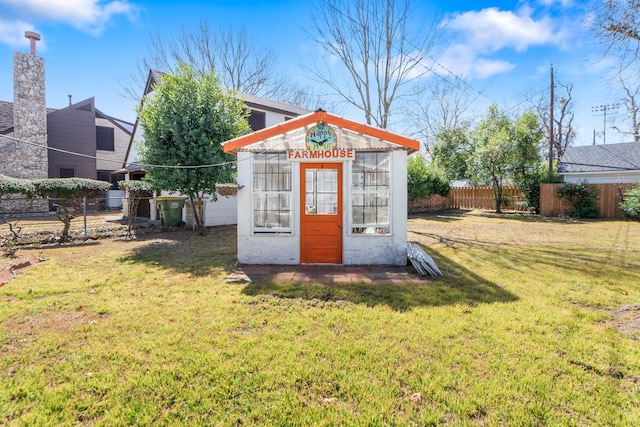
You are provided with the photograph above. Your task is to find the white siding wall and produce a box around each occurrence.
[203,195,237,226]
[237,151,300,264]
[562,172,640,184]
[265,111,292,128]
[343,150,407,265]
[236,150,408,265]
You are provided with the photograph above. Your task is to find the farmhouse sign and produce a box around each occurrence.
[287,122,354,160]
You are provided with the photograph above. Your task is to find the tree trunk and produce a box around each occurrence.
[54,203,75,241]
[190,194,206,236]
[492,177,503,214]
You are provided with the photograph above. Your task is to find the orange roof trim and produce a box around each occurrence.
[223,111,420,154]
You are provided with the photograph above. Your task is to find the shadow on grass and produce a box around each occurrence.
[473,211,585,224]
[411,209,595,225]
[241,250,518,312]
[118,226,237,277]
[409,209,468,223]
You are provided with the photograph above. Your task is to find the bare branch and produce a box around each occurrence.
[531,77,575,161]
[403,77,478,151]
[306,0,441,129]
[616,67,640,142]
[593,0,640,74]
[120,22,308,105]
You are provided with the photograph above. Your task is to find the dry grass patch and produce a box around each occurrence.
[611,304,640,339]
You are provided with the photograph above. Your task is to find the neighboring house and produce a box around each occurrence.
[223,110,419,265]
[558,142,640,184]
[120,69,310,226]
[1,34,133,213]
[1,98,133,185]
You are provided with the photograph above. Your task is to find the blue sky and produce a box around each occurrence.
[0,0,628,145]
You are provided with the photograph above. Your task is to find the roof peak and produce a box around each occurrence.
[223,110,419,154]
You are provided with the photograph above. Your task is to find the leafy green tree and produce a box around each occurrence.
[431,126,471,181]
[620,184,640,220]
[407,155,450,212]
[514,164,563,214]
[511,110,545,212]
[137,63,251,235]
[467,104,542,214]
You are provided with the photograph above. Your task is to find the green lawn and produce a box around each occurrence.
[1,211,640,425]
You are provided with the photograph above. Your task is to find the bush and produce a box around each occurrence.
[515,168,563,214]
[557,181,599,218]
[118,180,154,195]
[407,156,450,210]
[0,175,35,197]
[33,178,111,198]
[621,184,640,220]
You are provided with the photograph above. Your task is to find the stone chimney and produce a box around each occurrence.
[12,31,47,180]
[0,32,49,213]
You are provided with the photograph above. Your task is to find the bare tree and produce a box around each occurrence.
[406,77,478,152]
[612,68,640,142]
[307,0,440,129]
[121,22,307,105]
[532,79,575,162]
[594,0,640,73]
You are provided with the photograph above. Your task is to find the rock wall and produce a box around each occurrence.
[0,51,49,214]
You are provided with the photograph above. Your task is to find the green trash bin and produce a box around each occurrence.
[156,196,186,227]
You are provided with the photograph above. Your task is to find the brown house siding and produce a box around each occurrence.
[47,100,96,179]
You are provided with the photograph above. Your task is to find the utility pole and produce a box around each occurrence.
[591,103,621,144]
[549,65,554,172]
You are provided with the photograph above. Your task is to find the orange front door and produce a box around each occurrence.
[301,163,342,264]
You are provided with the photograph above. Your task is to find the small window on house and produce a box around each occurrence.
[351,152,391,235]
[96,170,110,182]
[248,110,266,131]
[97,170,124,190]
[253,153,292,234]
[96,126,115,151]
[60,168,75,178]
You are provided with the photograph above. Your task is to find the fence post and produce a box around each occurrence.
[83,196,87,241]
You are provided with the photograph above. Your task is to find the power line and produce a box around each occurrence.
[0,133,238,170]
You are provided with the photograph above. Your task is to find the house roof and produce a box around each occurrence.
[123,68,313,168]
[240,92,310,117]
[0,100,57,134]
[558,142,640,174]
[0,101,13,132]
[223,110,420,154]
[0,98,132,135]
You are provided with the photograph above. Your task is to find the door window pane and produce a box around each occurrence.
[305,169,337,215]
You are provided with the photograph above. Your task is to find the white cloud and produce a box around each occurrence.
[443,7,566,53]
[436,6,569,80]
[0,19,43,49]
[0,0,138,35]
[434,43,516,81]
[473,58,517,79]
[536,0,574,8]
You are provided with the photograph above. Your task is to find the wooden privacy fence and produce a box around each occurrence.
[540,183,633,219]
[412,183,635,218]
[447,186,527,211]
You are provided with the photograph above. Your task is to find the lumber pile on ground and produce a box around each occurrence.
[407,242,443,277]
